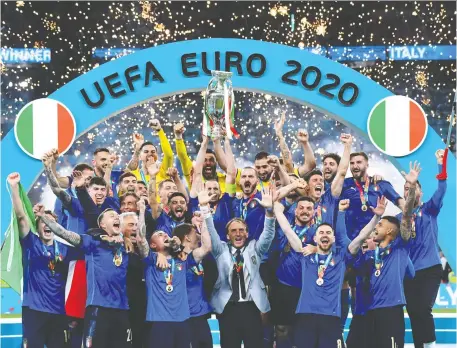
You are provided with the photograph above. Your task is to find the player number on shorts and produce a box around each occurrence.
[126,329,132,342]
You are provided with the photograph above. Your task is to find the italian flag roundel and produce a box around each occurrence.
[368,96,428,157]
[14,98,76,159]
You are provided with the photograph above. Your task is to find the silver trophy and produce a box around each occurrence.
[203,70,236,139]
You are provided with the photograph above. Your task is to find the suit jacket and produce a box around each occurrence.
[205,215,276,314]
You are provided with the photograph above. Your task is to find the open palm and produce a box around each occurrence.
[401,161,421,185]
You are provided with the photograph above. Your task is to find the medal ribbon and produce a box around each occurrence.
[191,263,204,276]
[411,206,422,234]
[229,245,245,273]
[42,242,62,276]
[313,202,322,225]
[164,258,175,287]
[293,224,310,243]
[315,252,333,281]
[113,247,122,266]
[239,192,257,220]
[374,243,392,274]
[354,177,370,210]
[139,168,148,184]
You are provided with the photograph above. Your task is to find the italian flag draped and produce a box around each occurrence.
[369,96,427,156]
[15,99,75,158]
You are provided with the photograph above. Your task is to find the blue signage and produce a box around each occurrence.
[0,48,51,63]
[388,45,456,61]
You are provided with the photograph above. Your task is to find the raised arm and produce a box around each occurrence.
[35,206,82,246]
[190,136,209,198]
[146,159,162,219]
[150,119,174,177]
[44,149,70,188]
[348,196,386,255]
[199,190,224,257]
[42,154,72,206]
[297,129,316,177]
[273,202,302,252]
[331,134,352,198]
[268,155,291,187]
[334,200,351,249]
[275,111,294,173]
[192,191,212,263]
[213,137,228,173]
[426,150,447,214]
[7,173,30,238]
[400,161,422,241]
[224,137,237,195]
[167,167,189,202]
[275,178,307,201]
[126,133,144,171]
[136,198,150,259]
[174,123,194,188]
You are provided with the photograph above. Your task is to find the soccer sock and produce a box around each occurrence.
[424,342,436,348]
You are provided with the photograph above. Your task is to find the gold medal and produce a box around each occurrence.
[374,270,381,277]
[411,231,416,239]
[316,278,324,286]
[284,243,291,253]
[113,253,122,267]
[166,285,174,292]
[361,205,368,212]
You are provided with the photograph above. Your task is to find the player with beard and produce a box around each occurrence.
[148,160,191,236]
[120,192,155,240]
[274,193,387,348]
[399,150,447,348]
[127,119,174,188]
[136,191,212,348]
[135,181,148,204]
[121,210,147,348]
[118,172,138,197]
[189,135,237,241]
[36,207,135,348]
[341,152,405,240]
[322,153,340,192]
[351,161,421,348]
[73,175,120,229]
[7,173,81,348]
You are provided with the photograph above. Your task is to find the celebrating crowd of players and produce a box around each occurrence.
[7,114,447,348]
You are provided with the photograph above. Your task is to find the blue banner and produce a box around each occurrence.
[0,48,51,64]
[388,45,456,61]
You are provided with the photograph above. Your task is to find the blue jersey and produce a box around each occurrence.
[190,193,234,242]
[155,211,186,237]
[286,190,338,226]
[233,191,265,241]
[354,237,412,310]
[144,251,197,322]
[186,262,212,317]
[353,254,415,315]
[80,235,129,310]
[295,212,352,317]
[21,232,77,314]
[396,169,446,271]
[61,189,88,235]
[341,177,401,240]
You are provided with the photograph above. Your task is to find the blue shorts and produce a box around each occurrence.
[147,321,191,348]
[294,313,342,348]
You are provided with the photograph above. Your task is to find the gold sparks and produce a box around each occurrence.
[140,1,151,19]
[154,23,165,32]
[422,97,431,105]
[447,114,456,126]
[269,7,277,17]
[34,41,45,48]
[0,61,7,74]
[416,70,428,87]
[44,19,58,31]
[16,1,24,7]
[315,22,327,36]
[269,5,288,17]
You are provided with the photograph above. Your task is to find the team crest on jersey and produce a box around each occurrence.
[250,201,257,209]
[322,206,327,213]
[251,255,257,265]
[86,336,92,348]
[330,259,335,267]
[177,264,183,271]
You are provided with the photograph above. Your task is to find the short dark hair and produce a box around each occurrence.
[323,153,341,166]
[305,169,323,182]
[94,148,110,156]
[88,177,107,188]
[119,192,139,205]
[381,216,400,232]
[350,152,369,161]
[137,180,147,187]
[288,173,300,179]
[172,223,196,242]
[316,222,334,232]
[168,192,187,203]
[73,163,94,172]
[255,151,270,161]
[97,208,116,227]
[206,149,216,156]
[158,179,175,190]
[140,141,157,152]
[119,172,137,183]
[296,196,315,205]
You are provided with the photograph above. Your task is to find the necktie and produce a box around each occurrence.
[230,249,246,301]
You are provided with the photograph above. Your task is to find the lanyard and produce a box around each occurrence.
[293,224,310,243]
[374,243,392,276]
[239,192,257,220]
[140,168,148,184]
[164,258,175,286]
[411,205,422,237]
[191,263,204,276]
[354,177,370,211]
[170,219,184,230]
[315,252,333,281]
[313,201,322,225]
[229,245,245,273]
[42,241,62,276]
